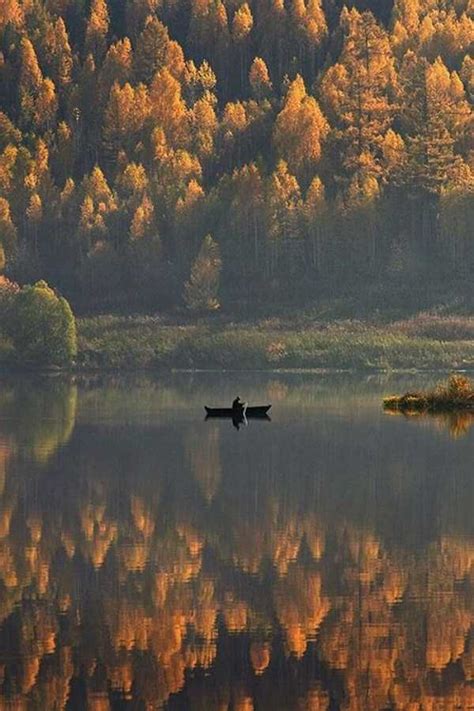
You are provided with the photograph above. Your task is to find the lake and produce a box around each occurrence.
[1,372,474,710]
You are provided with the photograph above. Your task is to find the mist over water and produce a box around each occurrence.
[1,373,474,710]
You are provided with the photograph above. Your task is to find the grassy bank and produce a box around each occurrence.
[74,313,474,371]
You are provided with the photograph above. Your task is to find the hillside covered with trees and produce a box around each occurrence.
[0,0,472,313]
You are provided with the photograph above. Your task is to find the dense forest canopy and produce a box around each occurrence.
[0,0,472,311]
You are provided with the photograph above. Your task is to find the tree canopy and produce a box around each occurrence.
[0,0,471,309]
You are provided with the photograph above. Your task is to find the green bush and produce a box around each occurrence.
[8,280,77,365]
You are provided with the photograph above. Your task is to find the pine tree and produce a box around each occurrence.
[184,234,221,311]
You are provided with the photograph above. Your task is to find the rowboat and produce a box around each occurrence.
[204,405,271,418]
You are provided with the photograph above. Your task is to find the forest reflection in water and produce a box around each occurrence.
[0,373,474,710]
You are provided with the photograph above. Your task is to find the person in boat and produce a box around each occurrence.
[232,396,248,414]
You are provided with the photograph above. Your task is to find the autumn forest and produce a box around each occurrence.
[0,0,472,312]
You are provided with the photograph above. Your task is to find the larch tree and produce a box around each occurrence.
[103,82,151,165]
[85,0,110,62]
[184,233,222,311]
[184,59,217,103]
[40,18,73,89]
[399,54,470,199]
[34,78,58,130]
[320,9,395,188]
[149,68,189,148]
[249,57,273,100]
[18,38,43,127]
[0,0,23,32]
[191,91,218,160]
[273,75,328,182]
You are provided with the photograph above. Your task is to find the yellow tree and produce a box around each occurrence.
[85,0,110,62]
[34,79,58,131]
[249,57,272,100]
[273,75,328,182]
[18,38,43,126]
[320,9,395,187]
[0,112,21,150]
[0,0,23,32]
[184,60,217,103]
[149,68,189,148]
[41,18,73,89]
[103,82,151,164]
[79,166,116,252]
[191,91,218,160]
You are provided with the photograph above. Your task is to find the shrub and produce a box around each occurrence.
[8,280,77,365]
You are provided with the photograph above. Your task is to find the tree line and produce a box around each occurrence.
[0,0,472,311]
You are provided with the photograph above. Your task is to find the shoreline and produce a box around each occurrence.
[2,312,474,373]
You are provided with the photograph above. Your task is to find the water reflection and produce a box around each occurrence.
[386,408,474,439]
[0,374,473,710]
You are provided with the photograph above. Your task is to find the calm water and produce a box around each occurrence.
[1,372,474,710]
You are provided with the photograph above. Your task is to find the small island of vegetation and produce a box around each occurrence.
[384,375,474,414]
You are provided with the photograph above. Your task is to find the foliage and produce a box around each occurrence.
[6,280,77,365]
[0,0,469,311]
[184,234,222,312]
[384,374,474,412]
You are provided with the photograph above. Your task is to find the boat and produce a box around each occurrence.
[204,405,271,418]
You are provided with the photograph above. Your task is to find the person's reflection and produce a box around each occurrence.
[232,412,248,430]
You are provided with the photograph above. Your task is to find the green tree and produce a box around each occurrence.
[184,234,221,311]
[9,280,77,365]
